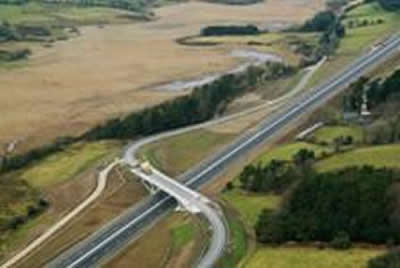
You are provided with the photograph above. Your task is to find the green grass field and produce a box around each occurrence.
[308,2,400,87]
[316,144,400,172]
[0,3,130,25]
[21,141,120,188]
[224,189,281,227]
[139,130,235,177]
[246,247,382,268]
[256,142,329,165]
[171,221,196,250]
[312,126,363,144]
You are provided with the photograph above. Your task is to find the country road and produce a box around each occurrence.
[0,159,120,268]
[47,33,400,267]
[0,49,323,268]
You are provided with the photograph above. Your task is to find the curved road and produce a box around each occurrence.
[129,166,227,268]
[48,33,400,268]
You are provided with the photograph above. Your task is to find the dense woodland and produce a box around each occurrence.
[369,248,400,268]
[255,166,400,245]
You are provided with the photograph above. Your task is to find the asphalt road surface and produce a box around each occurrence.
[48,33,400,268]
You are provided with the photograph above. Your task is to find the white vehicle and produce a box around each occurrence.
[140,161,153,175]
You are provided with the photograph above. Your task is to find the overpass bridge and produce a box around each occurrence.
[128,162,227,268]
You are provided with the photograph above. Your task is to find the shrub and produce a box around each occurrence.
[301,11,337,32]
[330,231,352,250]
[225,182,234,191]
[368,248,400,268]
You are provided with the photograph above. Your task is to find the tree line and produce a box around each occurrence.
[239,148,316,194]
[83,62,295,140]
[200,25,260,37]
[0,0,27,4]
[0,21,52,43]
[346,69,400,112]
[0,48,31,62]
[42,0,146,12]
[0,0,147,13]
[345,69,400,144]
[292,10,346,66]
[0,62,296,175]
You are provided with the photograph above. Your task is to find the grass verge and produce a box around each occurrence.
[217,208,248,268]
[21,141,120,188]
[139,130,235,177]
[223,189,281,227]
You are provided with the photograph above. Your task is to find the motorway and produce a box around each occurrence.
[130,166,227,268]
[48,33,400,268]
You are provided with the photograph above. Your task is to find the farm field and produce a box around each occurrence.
[0,0,325,152]
[224,189,281,227]
[0,3,139,25]
[312,125,363,144]
[256,142,329,164]
[316,144,400,172]
[246,247,382,268]
[307,1,400,87]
